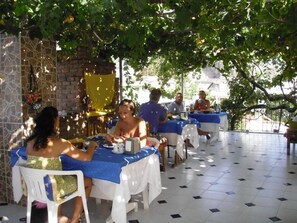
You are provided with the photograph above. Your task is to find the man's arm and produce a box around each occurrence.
[159,106,168,124]
[167,102,175,114]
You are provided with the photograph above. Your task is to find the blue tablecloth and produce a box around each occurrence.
[10,146,158,184]
[157,118,201,135]
[107,118,119,129]
[107,118,201,135]
[188,112,227,124]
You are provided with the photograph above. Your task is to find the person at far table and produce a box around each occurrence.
[139,88,168,134]
[105,99,147,148]
[25,106,98,223]
[192,90,211,111]
[191,90,212,140]
[168,92,185,115]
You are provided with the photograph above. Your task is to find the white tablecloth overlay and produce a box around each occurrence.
[199,115,228,143]
[90,154,162,223]
[159,124,199,159]
[12,153,161,223]
[108,123,199,159]
[219,115,228,131]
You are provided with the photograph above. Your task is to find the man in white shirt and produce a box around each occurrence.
[168,92,185,115]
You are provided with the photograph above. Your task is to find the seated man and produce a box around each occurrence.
[168,92,185,115]
[139,88,168,134]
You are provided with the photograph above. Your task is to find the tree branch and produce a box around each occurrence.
[232,59,297,105]
[93,31,118,45]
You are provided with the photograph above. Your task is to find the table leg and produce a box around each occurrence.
[174,151,183,166]
[167,145,171,158]
[105,202,138,223]
[126,202,138,212]
[208,125,220,143]
[142,185,149,209]
[106,215,113,223]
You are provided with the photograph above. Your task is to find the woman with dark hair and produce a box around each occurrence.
[26,106,97,223]
[105,99,147,147]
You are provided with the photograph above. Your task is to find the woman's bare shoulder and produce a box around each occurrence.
[25,140,34,155]
[26,138,69,157]
[49,137,72,150]
[135,117,145,123]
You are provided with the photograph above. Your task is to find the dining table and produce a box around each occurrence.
[188,112,228,143]
[10,144,162,223]
[107,118,201,160]
[157,118,201,159]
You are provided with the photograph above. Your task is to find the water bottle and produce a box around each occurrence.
[214,102,217,112]
[217,104,221,113]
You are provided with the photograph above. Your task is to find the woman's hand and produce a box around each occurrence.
[113,136,125,143]
[88,141,98,150]
[105,133,114,145]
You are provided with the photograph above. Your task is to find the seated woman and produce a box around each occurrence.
[192,90,211,139]
[26,106,98,223]
[105,99,147,148]
[192,90,211,111]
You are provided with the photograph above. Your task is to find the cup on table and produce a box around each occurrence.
[113,143,124,153]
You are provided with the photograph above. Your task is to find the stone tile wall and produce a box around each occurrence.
[57,48,115,113]
[56,48,117,139]
[0,34,22,204]
[0,36,117,204]
[0,34,57,203]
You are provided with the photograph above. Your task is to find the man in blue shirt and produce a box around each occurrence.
[139,88,168,134]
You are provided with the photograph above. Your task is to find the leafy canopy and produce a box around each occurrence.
[1,0,297,128]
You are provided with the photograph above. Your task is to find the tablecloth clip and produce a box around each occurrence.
[123,158,130,165]
[16,148,21,159]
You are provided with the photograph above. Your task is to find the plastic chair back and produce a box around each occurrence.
[19,166,90,223]
[147,137,160,148]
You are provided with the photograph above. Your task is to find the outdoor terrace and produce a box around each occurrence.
[1,131,297,223]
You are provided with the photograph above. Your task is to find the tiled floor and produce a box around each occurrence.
[1,131,297,223]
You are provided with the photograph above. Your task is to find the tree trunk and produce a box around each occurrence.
[230,115,237,131]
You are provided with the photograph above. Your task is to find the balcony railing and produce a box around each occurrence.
[233,110,288,133]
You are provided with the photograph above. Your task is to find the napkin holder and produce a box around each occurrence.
[180,112,188,120]
[124,137,141,154]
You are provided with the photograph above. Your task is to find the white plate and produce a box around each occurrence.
[112,150,124,154]
[103,144,114,149]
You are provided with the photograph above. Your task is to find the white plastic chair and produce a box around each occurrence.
[19,166,90,223]
[147,137,160,148]
[147,136,168,171]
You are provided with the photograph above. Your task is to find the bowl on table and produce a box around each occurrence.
[85,134,106,146]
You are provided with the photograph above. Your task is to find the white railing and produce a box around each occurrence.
[235,111,287,133]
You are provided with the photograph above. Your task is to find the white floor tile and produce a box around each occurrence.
[4,132,297,223]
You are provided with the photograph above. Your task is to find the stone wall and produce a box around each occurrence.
[56,48,117,139]
[0,34,57,203]
[0,37,117,204]
[0,34,22,204]
[57,48,115,113]
[21,36,57,122]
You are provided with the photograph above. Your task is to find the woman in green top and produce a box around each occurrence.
[26,106,97,223]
